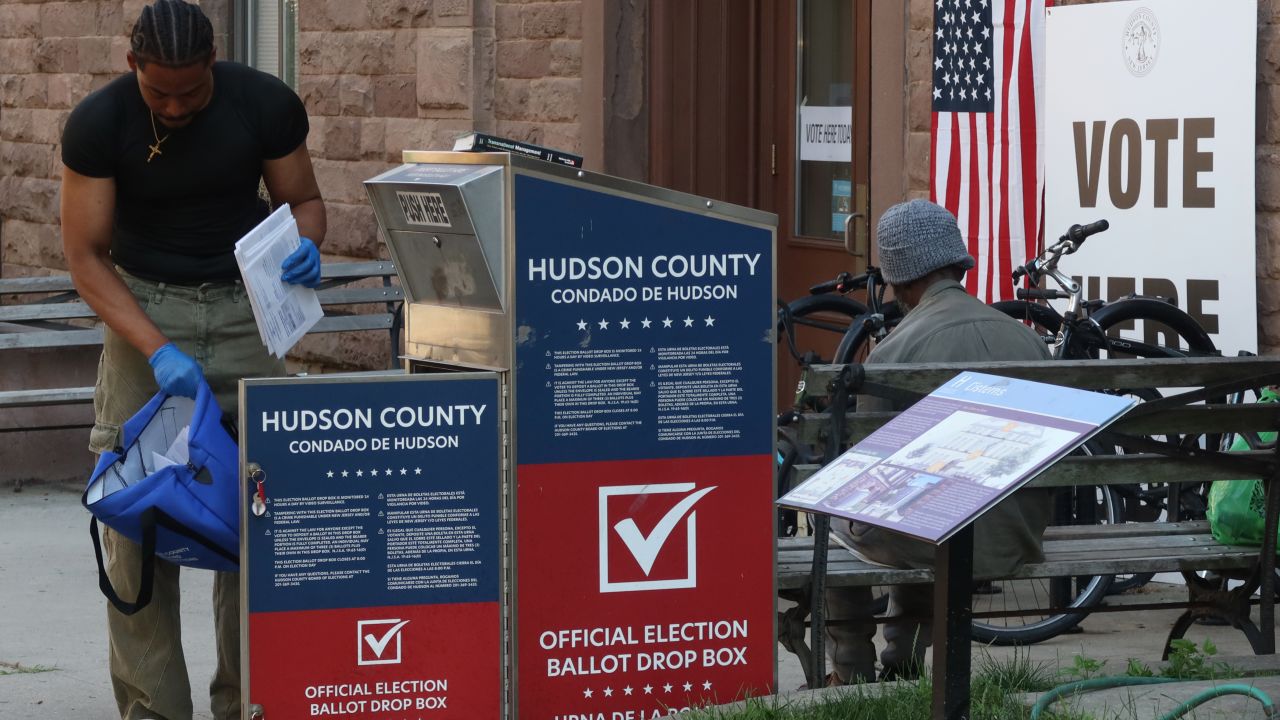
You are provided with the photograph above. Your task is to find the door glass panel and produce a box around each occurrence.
[796,0,853,240]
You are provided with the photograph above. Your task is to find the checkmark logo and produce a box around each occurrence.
[599,483,717,593]
[357,619,410,666]
[613,487,715,575]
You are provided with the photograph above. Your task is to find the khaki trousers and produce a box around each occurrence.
[825,584,932,683]
[91,273,283,720]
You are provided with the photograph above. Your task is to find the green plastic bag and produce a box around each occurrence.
[1206,387,1279,548]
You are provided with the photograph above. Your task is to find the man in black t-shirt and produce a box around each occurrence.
[60,2,325,718]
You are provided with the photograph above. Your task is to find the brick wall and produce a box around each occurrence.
[903,0,1278,353]
[0,0,585,372]
[0,1,129,283]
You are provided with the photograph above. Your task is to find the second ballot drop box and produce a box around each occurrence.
[365,152,778,719]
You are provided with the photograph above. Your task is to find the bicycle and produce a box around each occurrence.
[969,220,1220,644]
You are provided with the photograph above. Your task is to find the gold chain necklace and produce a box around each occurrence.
[147,112,170,163]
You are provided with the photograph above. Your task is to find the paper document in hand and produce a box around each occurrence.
[778,372,1136,544]
[234,204,323,358]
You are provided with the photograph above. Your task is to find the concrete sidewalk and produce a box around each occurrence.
[0,484,219,720]
[2,482,1276,719]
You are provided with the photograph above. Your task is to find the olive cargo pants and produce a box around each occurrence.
[90,273,282,720]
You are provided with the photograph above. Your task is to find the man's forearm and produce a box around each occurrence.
[68,252,168,358]
[291,197,327,248]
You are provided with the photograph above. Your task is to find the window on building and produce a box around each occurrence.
[795,0,854,241]
[233,0,298,88]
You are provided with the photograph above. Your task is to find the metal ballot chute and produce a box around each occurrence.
[365,151,779,720]
[365,158,508,370]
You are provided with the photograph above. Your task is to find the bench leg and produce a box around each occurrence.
[1164,569,1265,659]
[777,599,815,688]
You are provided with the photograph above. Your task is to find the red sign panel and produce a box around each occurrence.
[516,457,775,719]
[249,603,501,718]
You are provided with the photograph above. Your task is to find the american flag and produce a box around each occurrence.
[930,0,1049,303]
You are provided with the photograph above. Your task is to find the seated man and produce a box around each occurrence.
[825,199,1052,683]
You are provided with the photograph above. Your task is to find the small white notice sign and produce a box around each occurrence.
[799,105,853,162]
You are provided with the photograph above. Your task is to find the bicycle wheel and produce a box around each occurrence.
[1088,302,1217,591]
[970,480,1120,645]
[1088,297,1216,358]
[777,294,869,365]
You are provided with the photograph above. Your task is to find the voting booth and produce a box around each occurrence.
[240,151,778,720]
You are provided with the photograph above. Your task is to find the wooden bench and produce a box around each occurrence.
[0,261,403,425]
[776,356,1280,716]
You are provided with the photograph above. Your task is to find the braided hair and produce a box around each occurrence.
[130,0,214,68]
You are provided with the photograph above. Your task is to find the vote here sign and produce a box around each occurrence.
[513,175,777,719]
[1044,0,1257,355]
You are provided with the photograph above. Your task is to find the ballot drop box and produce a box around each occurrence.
[242,151,779,720]
[239,372,504,720]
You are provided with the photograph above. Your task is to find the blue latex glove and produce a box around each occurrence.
[148,343,204,398]
[281,237,322,288]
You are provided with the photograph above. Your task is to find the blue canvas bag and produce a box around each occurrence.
[83,380,240,614]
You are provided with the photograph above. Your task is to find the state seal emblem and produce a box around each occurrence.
[1122,8,1160,77]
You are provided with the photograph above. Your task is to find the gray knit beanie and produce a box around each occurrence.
[876,199,975,285]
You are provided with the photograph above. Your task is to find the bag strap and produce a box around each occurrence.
[89,515,155,615]
[89,507,240,616]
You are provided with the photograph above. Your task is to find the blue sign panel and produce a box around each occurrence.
[243,374,501,613]
[513,174,775,464]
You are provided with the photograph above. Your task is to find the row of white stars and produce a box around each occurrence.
[936,55,992,76]
[582,680,713,698]
[939,40,987,57]
[939,69,987,88]
[324,467,423,478]
[577,316,715,330]
[934,86,992,102]
[936,24,990,43]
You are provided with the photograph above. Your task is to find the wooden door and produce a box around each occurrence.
[649,0,872,410]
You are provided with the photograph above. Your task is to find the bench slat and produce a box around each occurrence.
[798,404,1280,447]
[0,288,404,321]
[804,356,1280,395]
[317,287,403,305]
[321,261,398,280]
[0,387,95,408]
[779,521,1212,552]
[777,521,1262,590]
[0,302,96,322]
[790,451,1275,490]
[0,327,103,350]
[0,276,77,294]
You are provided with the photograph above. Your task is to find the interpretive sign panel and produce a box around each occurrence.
[241,373,502,719]
[779,372,1135,544]
[513,175,776,719]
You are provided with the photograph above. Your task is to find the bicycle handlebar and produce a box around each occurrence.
[1016,287,1071,301]
[1060,219,1109,253]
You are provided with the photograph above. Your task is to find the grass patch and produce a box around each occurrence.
[679,649,1085,720]
[0,661,56,676]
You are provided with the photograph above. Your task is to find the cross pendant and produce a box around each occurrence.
[147,143,163,163]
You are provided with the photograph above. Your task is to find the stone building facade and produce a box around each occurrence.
[0,0,1276,482]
